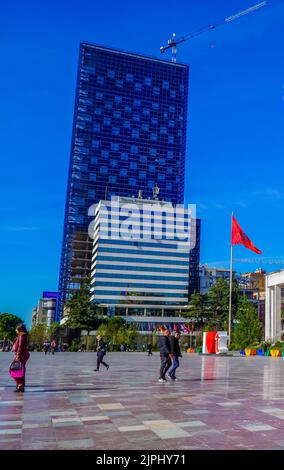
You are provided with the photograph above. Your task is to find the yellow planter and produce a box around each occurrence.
[245,349,257,356]
[187,348,196,353]
[270,349,281,357]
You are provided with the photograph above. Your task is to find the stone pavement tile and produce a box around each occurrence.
[118,425,148,432]
[175,420,208,428]
[81,415,110,422]
[104,411,132,417]
[97,403,125,410]
[57,438,95,449]
[239,423,277,432]
[0,429,22,435]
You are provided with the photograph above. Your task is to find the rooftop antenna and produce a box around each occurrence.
[153,184,160,200]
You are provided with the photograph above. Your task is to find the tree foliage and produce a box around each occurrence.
[29,323,47,348]
[97,317,138,350]
[0,313,24,340]
[233,296,262,349]
[64,277,103,330]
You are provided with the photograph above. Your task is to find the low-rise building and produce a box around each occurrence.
[32,292,58,327]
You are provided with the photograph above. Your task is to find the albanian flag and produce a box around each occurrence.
[231,215,262,254]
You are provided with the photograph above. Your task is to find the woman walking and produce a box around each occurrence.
[11,324,30,392]
[94,335,109,371]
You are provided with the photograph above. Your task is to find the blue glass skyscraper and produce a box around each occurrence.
[57,42,190,320]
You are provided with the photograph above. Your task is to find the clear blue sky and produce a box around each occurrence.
[0,0,283,326]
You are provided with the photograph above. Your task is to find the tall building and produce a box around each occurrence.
[199,265,233,294]
[90,196,192,319]
[57,42,190,320]
[32,292,58,327]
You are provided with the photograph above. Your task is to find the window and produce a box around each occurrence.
[100,166,108,175]
[169,105,175,112]
[113,111,121,119]
[151,117,158,125]
[134,99,141,106]
[168,136,174,144]
[158,173,165,181]
[107,70,115,78]
[132,129,139,138]
[167,151,174,159]
[124,121,130,129]
[140,155,147,163]
[149,164,155,172]
[114,96,122,103]
[120,168,127,176]
[150,133,157,141]
[109,175,117,183]
[149,148,157,156]
[160,127,167,134]
[93,123,100,132]
[116,80,123,88]
[170,90,176,98]
[139,171,146,179]
[111,142,119,151]
[110,159,118,167]
[105,102,112,110]
[96,92,103,99]
[121,153,129,161]
[128,178,136,186]
[101,150,109,158]
[97,76,104,84]
[163,80,169,89]
[125,105,132,113]
[143,108,150,116]
[153,86,160,96]
[103,117,111,125]
[152,102,159,110]
[89,173,96,182]
[144,77,152,85]
[88,189,96,198]
[94,108,101,115]
[135,83,142,92]
[131,145,138,154]
[133,114,140,122]
[130,161,137,170]
[112,127,120,135]
[126,73,134,82]
[91,156,98,164]
[141,123,149,131]
[91,140,99,149]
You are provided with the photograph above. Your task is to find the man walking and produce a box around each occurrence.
[167,331,182,381]
[158,329,171,383]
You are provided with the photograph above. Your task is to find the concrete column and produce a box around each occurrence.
[275,285,282,340]
[265,286,271,340]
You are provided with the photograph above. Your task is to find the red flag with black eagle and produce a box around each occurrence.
[231,215,262,254]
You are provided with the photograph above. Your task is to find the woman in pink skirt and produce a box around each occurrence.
[11,324,30,392]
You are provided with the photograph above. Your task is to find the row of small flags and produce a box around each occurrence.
[147,323,195,333]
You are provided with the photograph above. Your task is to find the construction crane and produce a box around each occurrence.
[160,1,267,63]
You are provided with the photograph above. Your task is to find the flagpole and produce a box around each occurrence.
[228,212,233,345]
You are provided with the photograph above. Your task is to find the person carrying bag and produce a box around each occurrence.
[10,324,30,392]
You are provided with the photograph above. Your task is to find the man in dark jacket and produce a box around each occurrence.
[158,329,171,383]
[94,335,109,371]
[167,331,182,381]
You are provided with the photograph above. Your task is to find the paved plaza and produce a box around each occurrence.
[1,352,284,450]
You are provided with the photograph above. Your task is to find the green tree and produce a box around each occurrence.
[64,277,104,349]
[233,296,262,349]
[46,322,61,341]
[29,323,47,349]
[97,317,138,351]
[0,313,24,341]
[206,278,239,329]
[186,293,208,320]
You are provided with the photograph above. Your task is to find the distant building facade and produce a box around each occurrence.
[199,265,232,295]
[32,292,58,327]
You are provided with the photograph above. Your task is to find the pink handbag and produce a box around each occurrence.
[9,361,24,379]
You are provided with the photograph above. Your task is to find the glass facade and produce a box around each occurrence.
[90,198,191,313]
[57,42,193,321]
